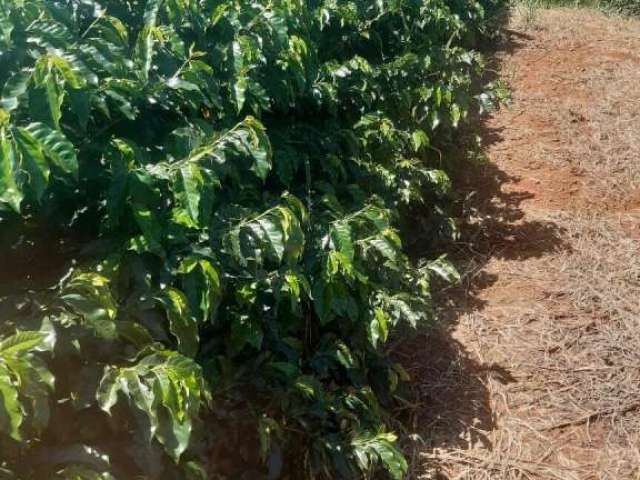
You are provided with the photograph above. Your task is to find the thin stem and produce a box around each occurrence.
[167,121,246,172]
[80,8,107,41]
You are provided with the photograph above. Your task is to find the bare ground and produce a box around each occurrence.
[398,8,640,480]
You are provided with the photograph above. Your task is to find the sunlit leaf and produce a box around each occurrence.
[24,122,78,178]
[0,70,32,113]
[135,0,162,82]
[15,126,50,201]
[426,256,460,284]
[156,288,199,358]
[0,129,23,212]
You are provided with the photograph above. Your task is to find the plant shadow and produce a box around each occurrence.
[392,27,570,479]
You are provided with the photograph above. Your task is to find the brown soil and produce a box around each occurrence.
[399,8,640,480]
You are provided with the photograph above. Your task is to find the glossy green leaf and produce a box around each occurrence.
[0,331,51,355]
[135,0,162,81]
[132,204,163,253]
[0,367,22,440]
[411,129,429,152]
[234,75,247,113]
[367,237,396,261]
[368,308,389,348]
[32,63,65,129]
[24,122,78,178]
[427,256,461,284]
[0,324,56,441]
[176,163,204,226]
[0,70,31,113]
[331,221,354,260]
[245,117,272,181]
[179,257,222,323]
[0,129,22,212]
[256,216,285,261]
[156,288,199,358]
[15,126,50,201]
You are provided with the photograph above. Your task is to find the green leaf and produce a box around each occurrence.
[232,39,247,112]
[156,288,199,358]
[245,116,272,181]
[0,331,51,356]
[61,272,118,339]
[368,308,389,348]
[176,163,204,226]
[427,256,460,284]
[0,467,16,479]
[411,129,429,152]
[132,204,163,253]
[388,294,424,329]
[256,216,285,262]
[0,6,13,48]
[425,169,452,196]
[123,368,156,428]
[367,237,396,261]
[450,103,462,127]
[199,260,221,318]
[36,444,112,475]
[0,129,23,212]
[234,75,247,113]
[24,122,78,178]
[334,341,355,369]
[0,325,56,441]
[180,257,222,323]
[0,367,22,441]
[27,19,75,49]
[183,461,207,480]
[106,139,135,228]
[258,416,280,461]
[51,53,93,88]
[14,126,50,201]
[135,0,162,82]
[31,62,65,129]
[96,368,120,414]
[116,321,155,348]
[331,221,354,260]
[0,69,31,113]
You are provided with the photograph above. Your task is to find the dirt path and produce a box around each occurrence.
[402,8,640,480]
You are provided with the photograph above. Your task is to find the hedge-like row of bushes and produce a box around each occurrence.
[0,0,504,478]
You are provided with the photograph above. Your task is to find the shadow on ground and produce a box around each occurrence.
[392,28,569,479]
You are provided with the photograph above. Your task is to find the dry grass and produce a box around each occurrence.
[561,212,640,325]
[395,7,640,480]
[511,7,640,205]
[406,213,640,480]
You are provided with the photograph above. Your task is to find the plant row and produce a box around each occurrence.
[0,0,504,478]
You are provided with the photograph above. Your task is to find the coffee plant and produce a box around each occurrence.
[0,0,504,478]
[606,0,640,15]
